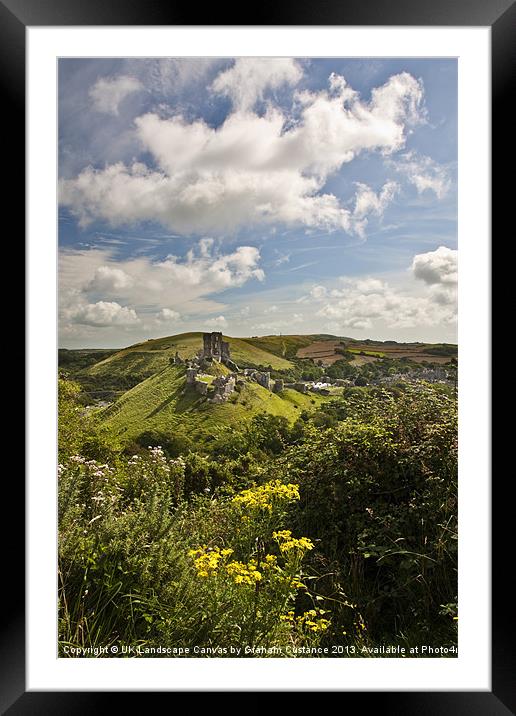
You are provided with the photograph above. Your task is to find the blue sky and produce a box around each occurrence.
[58,58,457,348]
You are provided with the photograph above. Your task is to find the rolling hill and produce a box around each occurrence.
[61,331,457,445]
[79,332,294,388]
[99,362,329,443]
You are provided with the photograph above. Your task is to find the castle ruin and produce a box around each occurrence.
[184,332,313,402]
[184,332,240,403]
[202,332,231,363]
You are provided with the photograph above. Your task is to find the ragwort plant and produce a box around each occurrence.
[182,481,331,651]
[59,447,330,655]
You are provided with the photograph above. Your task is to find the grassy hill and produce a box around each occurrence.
[99,363,328,443]
[243,335,315,360]
[64,331,456,445]
[79,332,293,389]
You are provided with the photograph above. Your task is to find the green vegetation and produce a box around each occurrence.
[348,348,386,358]
[59,339,458,657]
[58,348,118,372]
[99,364,329,446]
[244,335,315,360]
[422,344,458,357]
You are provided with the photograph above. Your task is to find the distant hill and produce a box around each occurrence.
[81,332,294,381]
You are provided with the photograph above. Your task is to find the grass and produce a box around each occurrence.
[79,333,294,390]
[100,364,330,443]
[348,348,386,358]
[244,335,315,360]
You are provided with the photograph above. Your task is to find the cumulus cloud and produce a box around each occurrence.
[205,315,227,328]
[60,69,424,237]
[310,247,457,331]
[158,308,181,322]
[88,265,134,293]
[89,75,143,115]
[412,246,457,285]
[158,245,264,290]
[389,151,451,199]
[412,245,458,308]
[59,240,264,334]
[67,300,139,327]
[211,58,303,111]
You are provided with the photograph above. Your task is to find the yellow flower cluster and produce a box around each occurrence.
[231,481,300,513]
[280,609,330,633]
[226,559,262,585]
[188,546,234,577]
[189,547,273,586]
[272,530,314,553]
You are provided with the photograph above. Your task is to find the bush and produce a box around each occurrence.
[58,451,328,656]
[271,386,458,649]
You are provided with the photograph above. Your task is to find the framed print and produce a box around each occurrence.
[4,0,511,709]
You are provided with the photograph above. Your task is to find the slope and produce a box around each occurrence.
[79,332,293,392]
[99,363,328,443]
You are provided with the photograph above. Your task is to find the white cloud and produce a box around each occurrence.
[412,246,458,285]
[352,181,399,236]
[67,300,139,327]
[89,75,143,115]
[59,240,264,335]
[389,151,451,199]
[310,247,457,331]
[211,58,303,111]
[88,265,134,293]
[205,315,227,328]
[412,245,458,308]
[60,70,424,237]
[310,285,328,299]
[158,308,181,322]
[158,245,264,290]
[353,182,399,219]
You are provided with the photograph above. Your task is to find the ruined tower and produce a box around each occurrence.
[203,331,223,361]
[201,331,238,371]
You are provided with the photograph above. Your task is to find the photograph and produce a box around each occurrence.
[57,55,459,660]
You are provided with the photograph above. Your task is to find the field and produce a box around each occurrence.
[296,339,348,365]
[296,338,457,366]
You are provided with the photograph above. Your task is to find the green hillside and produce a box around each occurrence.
[99,363,328,443]
[243,335,315,359]
[79,332,293,390]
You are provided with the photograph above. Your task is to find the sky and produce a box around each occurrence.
[58,57,457,348]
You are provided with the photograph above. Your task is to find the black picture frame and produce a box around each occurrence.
[6,0,509,710]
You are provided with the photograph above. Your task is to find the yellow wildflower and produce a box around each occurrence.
[295,609,331,633]
[272,530,314,553]
[226,559,263,586]
[232,481,300,513]
[188,545,233,577]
